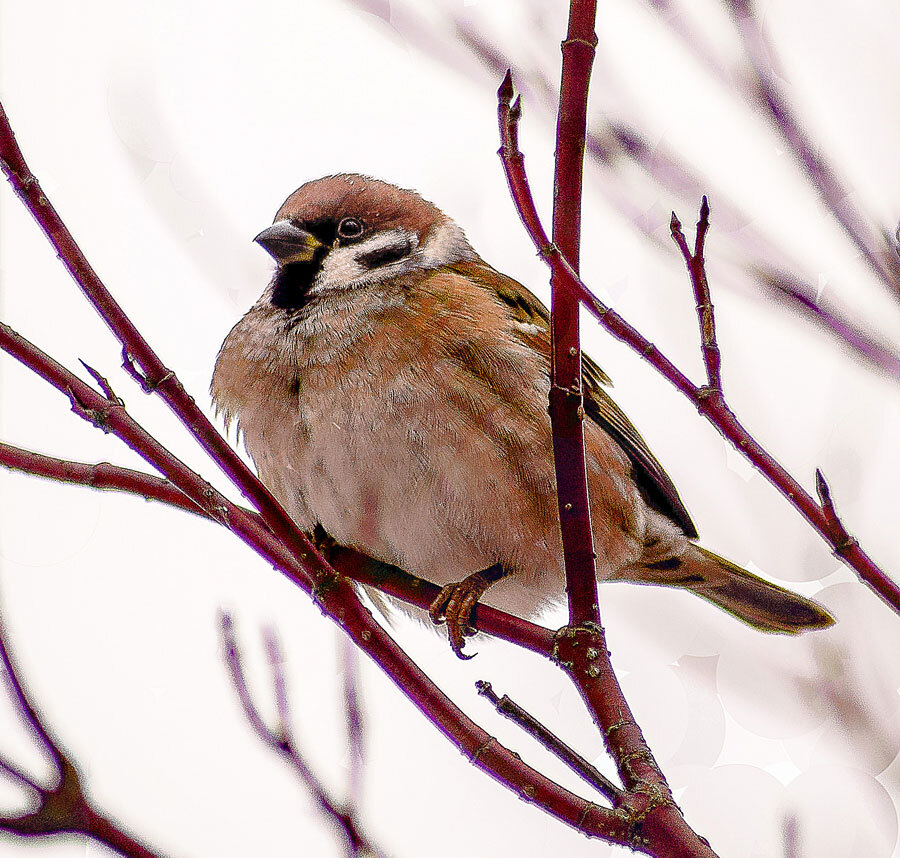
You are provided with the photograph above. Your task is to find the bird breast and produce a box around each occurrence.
[212,270,651,617]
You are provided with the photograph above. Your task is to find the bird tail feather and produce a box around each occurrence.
[642,546,834,633]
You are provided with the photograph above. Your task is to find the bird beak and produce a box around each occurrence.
[254,221,324,265]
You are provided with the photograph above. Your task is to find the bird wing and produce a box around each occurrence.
[450,259,698,539]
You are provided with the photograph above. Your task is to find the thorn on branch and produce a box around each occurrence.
[66,387,118,433]
[498,68,514,104]
[815,469,859,557]
[696,194,710,257]
[79,360,123,404]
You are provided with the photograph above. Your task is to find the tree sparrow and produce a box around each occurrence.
[212,174,833,656]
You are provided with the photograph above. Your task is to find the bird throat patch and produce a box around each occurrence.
[271,253,328,311]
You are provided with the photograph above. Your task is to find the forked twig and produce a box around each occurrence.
[0,610,163,857]
[670,199,721,392]
[497,72,899,618]
[221,614,381,857]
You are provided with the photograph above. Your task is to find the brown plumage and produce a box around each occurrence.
[212,174,833,655]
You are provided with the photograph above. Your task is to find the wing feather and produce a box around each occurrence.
[450,260,698,538]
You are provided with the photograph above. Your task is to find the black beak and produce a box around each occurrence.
[254,221,324,266]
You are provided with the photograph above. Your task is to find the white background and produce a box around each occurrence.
[1,1,900,856]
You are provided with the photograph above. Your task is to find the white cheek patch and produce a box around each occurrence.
[309,218,476,295]
[420,218,476,267]
[312,228,419,293]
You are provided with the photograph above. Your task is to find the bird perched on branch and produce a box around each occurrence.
[212,174,833,656]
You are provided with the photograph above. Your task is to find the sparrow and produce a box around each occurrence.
[212,173,833,656]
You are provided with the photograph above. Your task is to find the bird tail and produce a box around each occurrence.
[643,546,834,633]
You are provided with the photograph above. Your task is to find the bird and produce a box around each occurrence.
[211,173,834,657]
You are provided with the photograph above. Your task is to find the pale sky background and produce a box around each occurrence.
[1,1,900,856]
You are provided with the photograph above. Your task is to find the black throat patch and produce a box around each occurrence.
[271,252,329,311]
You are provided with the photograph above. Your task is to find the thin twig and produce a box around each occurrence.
[497,77,899,617]
[0,441,211,519]
[727,0,900,299]
[0,318,618,840]
[0,615,65,775]
[431,10,900,383]
[476,681,623,804]
[782,814,801,858]
[0,439,555,655]
[0,611,164,857]
[756,272,900,379]
[670,199,722,391]
[222,615,380,858]
[0,100,322,582]
[0,99,632,841]
[342,636,364,812]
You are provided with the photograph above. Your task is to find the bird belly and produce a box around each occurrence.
[254,367,570,618]
[239,361,667,620]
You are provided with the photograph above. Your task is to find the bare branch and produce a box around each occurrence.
[0,610,164,857]
[222,614,382,857]
[726,0,900,299]
[0,614,66,774]
[411,8,900,385]
[756,272,900,379]
[0,100,320,573]
[476,680,623,804]
[498,80,899,617]
[550,0,602,627]
[670,199,722,391]
[341,637,364,811]
[0,321,620,841]
[0,440,557,657]
[0,441,210,519]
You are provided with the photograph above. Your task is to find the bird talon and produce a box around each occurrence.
[428,572,492,659]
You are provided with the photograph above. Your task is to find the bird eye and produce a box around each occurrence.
[337,217,364,240]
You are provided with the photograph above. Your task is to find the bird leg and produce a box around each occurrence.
[429,563,507,659]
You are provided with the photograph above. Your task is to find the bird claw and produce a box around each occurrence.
[429,571,492,659]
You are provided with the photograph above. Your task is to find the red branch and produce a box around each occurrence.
[221,615,381,857]
[0,441,210,519]
[437,12,900,383]
[0,320,624,842]
[499,4,722,850]
[550,0,601,626]
[497,78,900,618]
[0,102,318,577]
[0,440,555,657]
[0,611,164,857]
[670,200,721,390]
[0,92,650,842]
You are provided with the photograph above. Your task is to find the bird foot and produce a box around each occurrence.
[429,571,494,659]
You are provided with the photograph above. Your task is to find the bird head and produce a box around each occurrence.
[254,174,475,311]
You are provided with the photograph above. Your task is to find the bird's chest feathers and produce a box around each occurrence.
[247,299,447,544]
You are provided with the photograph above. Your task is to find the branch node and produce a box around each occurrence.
[121,347,174,393]
[560,35,599,51]
[470,737,497,764]
[695,385,723,415]
[815,469,859,556]
[66,388,120,434]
